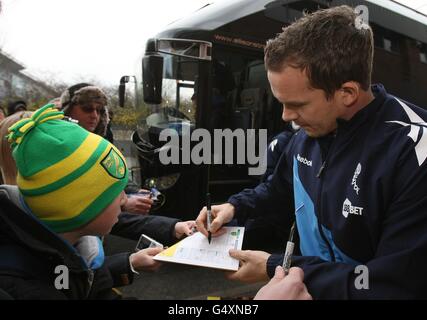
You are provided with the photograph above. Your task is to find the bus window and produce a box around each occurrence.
[138,54,197,148]
[178,84,196,122]
[373,24,401,54]
[418,43,427,64]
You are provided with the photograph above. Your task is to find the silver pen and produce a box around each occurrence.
[282,222,296,275]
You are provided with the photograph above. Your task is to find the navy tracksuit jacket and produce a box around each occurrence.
[228,84,427,299]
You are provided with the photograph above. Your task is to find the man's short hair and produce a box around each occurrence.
[264,5,374,99]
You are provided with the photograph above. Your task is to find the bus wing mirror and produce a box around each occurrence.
[142,54,164,105]
[119,76,130,108]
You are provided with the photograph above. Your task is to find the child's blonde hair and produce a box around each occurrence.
[0,111,33,184]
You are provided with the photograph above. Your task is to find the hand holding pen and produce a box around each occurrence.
[195,202,235,240]
[206,193,212,244]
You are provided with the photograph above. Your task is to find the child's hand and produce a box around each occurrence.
[129,247,163,272]
[174,220,196,239]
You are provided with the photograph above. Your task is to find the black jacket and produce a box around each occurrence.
[112,212,180,246]
[0,187,133,300]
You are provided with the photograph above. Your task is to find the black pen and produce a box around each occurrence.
[282,222,296,275]
[206,193,212,244]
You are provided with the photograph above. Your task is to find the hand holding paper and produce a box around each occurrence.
[154,226,245,271]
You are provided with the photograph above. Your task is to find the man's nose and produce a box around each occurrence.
[282,106,298,122]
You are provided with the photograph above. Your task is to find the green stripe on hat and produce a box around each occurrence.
[41,177,128,233]
[20,138,109,196]
[14,120,89,177]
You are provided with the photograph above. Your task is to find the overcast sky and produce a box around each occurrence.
[0,0,213,86]
[0,0,426,87]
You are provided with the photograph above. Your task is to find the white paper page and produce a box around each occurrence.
[154,226,244,271]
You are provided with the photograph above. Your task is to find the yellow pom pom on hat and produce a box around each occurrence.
[7,104,128,233]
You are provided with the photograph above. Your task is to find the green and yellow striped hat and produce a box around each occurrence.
[8,104,128,233]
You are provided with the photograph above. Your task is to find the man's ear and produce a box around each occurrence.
[339,82,360,107]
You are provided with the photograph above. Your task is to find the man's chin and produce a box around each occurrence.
[303,127,314,137]
[303,128,323,138]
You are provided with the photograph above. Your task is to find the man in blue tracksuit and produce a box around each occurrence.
[196,5,427,299]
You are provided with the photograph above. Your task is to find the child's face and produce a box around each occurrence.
[85,191,126,236]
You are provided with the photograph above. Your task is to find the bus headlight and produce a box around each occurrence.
[143,173,180,190]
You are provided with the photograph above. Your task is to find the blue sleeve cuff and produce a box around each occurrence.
[227,196,247,222]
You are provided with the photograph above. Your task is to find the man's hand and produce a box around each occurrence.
[122,193,153,215]
[129,247,163,272]
[195,203,235,238]
[226,249,271,283]
[254,266,312,300]
[174,220,197,239]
